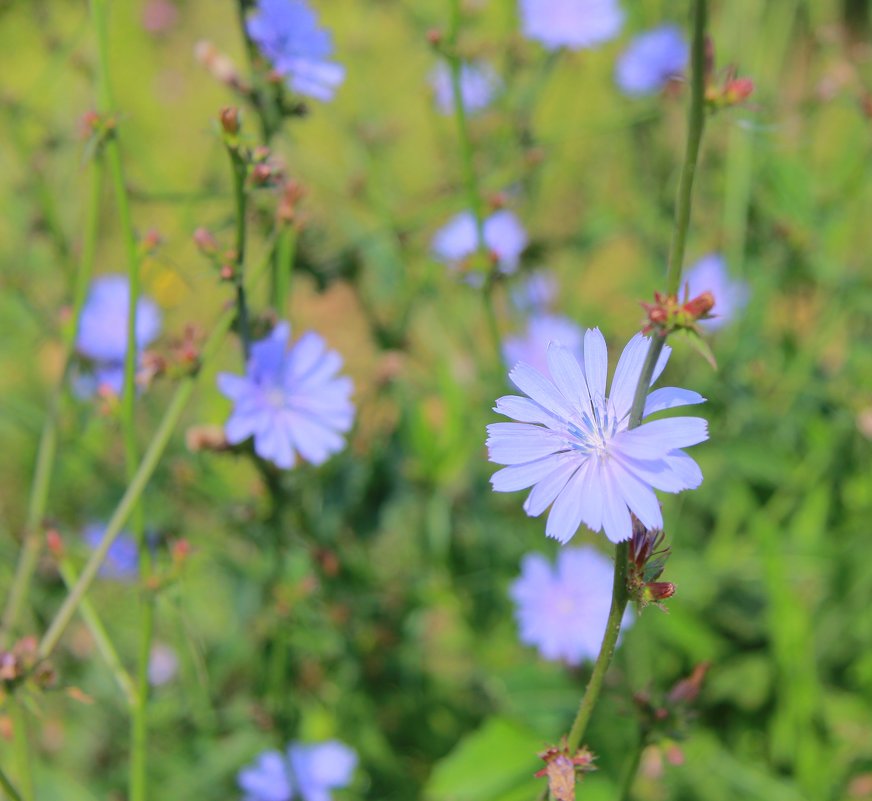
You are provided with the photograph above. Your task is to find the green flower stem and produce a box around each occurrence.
[10,703,33,801]
[227,144,252,359]
[56,559,137,706]
[0,161,103,646]
[0,763,24,801]
[665,0,708,297]
[540,4,709,797]
[445,0,503,358]
[37,251,273,663]
[616,728,644,801]
[274,225,297,315]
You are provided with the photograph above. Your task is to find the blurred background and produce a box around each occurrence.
[1,0,872,799]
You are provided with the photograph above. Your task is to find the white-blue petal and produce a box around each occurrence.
[486,423,566,465]
[601,470,633,543]
[583,328,608,399]
[491,453,566,492]
[609,333,649,421]
[544,468,587,543]
[523,458,581,517]
[546,342,593,417]
[613,417,708,460]
[610,459,663,530]
[509,362,578,421]
[494,394,564,428]
[643,387,706,417]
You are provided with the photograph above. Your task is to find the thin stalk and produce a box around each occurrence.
[37,251,273,661]
[274,226,296,315]
[90,1,151,795]
[445,0,503,357]
[0,161,103,645]
[227,145,251,359]
[56,559,136,705]
[0,764,24,801]
[665,0,707,297]
[616,729,643,801]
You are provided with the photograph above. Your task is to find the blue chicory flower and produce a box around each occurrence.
[430,61,499,115]
[519,0,624,51]
[510,271,558,314]
[432,210,528,276]
[503,315,584,378]
[246,0,345,102]
[83,524,139,581]
[75,274,161,396]
[238,741,357,801]
[511,546,631,665]
[217,322,354,469]
[683,253,749,332]
[615,25,688,97]
[487,328,708,544]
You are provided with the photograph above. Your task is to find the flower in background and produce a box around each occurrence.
[487,329,708,544]
[246,0,345,102]
[503,315,583,377]
[83,524,139,581]
[511,546,631,664]
[683,254,749,331]
[519,0,624,51]
[510,271,558,314]
[148,642,179,686]
[432,210,528,276]
[74,274,161,397]
[238,740,357,801]
[217,322,354,469]
[615,25,688,97]
[430,61,499,115]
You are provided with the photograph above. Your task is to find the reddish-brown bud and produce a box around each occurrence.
[219,264,235,281]
[45,528,64,558]
[724,77,754,104]
[193,227,218,255]
[682,290,715,319]
[426,28,443,46]
[220,106,240,135]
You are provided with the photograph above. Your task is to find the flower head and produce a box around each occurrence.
[503,315,584,377]
[487,329,708,544]
[75,275,161,396]
[217,322,354,469]
[238,741,357,801]
[432,210,528,276]
[511,546,631,665]
[247,0,345,102]
[83,524,139,581]
[615,25,688,97]
[430,61,499,115]
[510,271,558,314]
[683,254,749,331]
[519,0,624,51]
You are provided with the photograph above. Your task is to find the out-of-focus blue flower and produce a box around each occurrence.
[83,524,139,581]
[238,741,357,801]
[519,0,624,51]
[74,275,161,396]
[503,315,584,377]
[487,329,708,544]
[217,322,354,469]
[246,0,345,102]
[511,546,631,664]
[430,61,498,115]
[683,254,749,332]
[615,25,688,96]
[510,271,558,314]
[432,210,528,276]
[148,642,179,687]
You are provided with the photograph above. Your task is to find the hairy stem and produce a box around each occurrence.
[227,144,251,359]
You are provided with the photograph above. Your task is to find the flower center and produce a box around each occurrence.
[265,385,287,410]
[566,394,619,459]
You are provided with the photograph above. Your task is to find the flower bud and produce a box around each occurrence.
[220,106,240,136]
[193,227,218,255]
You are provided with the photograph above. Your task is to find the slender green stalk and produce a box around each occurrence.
[616,728,643,801]
[665,0,707,297]
[227,144,251,359]
[0,764,24,801]
[445,0,503,357]
[274,226,297,315]
[0,161,103,645]
[57,559,136,705]
[540,5,709,798]
[37,252,273,662]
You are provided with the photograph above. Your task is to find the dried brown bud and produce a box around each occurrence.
[220,106,240,135]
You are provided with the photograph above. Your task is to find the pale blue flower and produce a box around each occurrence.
[247,0,345,102]
[217,322,354,469]
[503,315,584,377]
[519,0,624,51]
[487,329,708,544]
[683,254,749,332]
[83,524,139,581]
[616,25,688,96]
[510,271,558,314]
[511,546,631,665]
[75,274,161,396]
[430,61,498,115]
[238,741,357,801]
[432,210,528,276]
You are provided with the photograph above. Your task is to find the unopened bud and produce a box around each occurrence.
[193,227,218,255]
[683,291,715,319]
[426,28,443,46]
[724,77,754,104]
[644,581,676,603]
[45,528,64,558]
[220,106,240,135]
[219,264,235,281]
